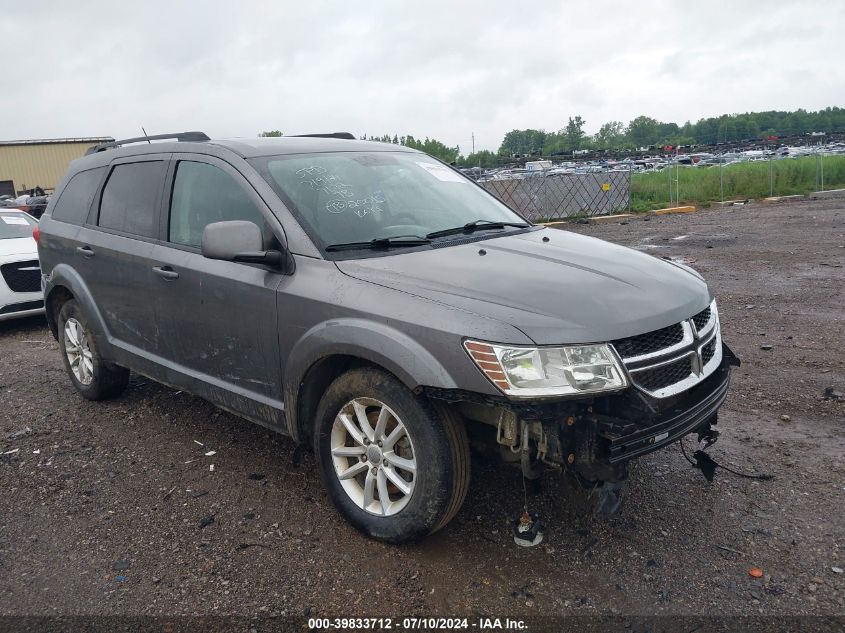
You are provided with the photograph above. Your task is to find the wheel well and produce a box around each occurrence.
[296,355,392,443]
[45,286,74,339]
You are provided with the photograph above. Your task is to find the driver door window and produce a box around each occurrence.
[169,161,265,247]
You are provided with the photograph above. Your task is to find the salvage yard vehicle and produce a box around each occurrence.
[36,132,738,543]
[1,188,51,219]
[15,194,51,219]
[0,209,43,321]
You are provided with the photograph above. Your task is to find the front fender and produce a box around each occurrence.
[284,318,460,439]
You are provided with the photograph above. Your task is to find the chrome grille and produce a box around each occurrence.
[635,355,693,392]
[612,323,685,359]
[701,336,717,365]
[617,300,721,399]
[692,306,711,331]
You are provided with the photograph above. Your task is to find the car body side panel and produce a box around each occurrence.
[44,248,288,431]
[276,256,531,439]
[38,215,82,334]
[149,243,287,423]
[42,262,110,352]
[70,225,163,355]
[35,213,81,279]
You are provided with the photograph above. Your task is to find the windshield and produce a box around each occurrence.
[251,151,527,251]
[0,212,36,239]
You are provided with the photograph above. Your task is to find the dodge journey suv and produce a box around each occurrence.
[37,132,738,543]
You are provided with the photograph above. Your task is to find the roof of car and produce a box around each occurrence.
[68,135,420,171]
[210,136,419,158]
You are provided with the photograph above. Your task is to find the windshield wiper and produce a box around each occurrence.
[325,235,431,252]
[425,219,531,240]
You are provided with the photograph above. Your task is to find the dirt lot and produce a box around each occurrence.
[0,198,843,622]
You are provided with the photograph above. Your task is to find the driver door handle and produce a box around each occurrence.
[76,246,94,258]
[152,265,179,281]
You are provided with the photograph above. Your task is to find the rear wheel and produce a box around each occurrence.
[58,299,129,400]
[314,367,470,543]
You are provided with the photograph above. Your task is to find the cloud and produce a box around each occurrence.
[1,0,843,152]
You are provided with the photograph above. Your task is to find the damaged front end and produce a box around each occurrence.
[426,343,740,504]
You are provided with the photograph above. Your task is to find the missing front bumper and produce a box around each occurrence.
[428,343,740,484]
[556,349,736,480]
[600,365,731,464]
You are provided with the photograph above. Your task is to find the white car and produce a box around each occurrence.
[0,209,44,321]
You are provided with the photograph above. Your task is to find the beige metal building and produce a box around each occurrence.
[0,137,113,197]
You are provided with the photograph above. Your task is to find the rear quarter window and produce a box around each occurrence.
[98,161,165,238]
[50,167,105,224]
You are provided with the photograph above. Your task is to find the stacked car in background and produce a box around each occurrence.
[0,188,51,219]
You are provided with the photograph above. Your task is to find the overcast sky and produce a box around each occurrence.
[2,0,843,152]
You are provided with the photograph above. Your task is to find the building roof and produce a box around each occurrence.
[0,137,114,147]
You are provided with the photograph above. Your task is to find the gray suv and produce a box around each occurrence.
[37,132,738,543]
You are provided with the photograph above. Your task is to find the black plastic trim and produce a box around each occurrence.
[0,299,44,315]
[603,367,731,463]
[86,132,210,155]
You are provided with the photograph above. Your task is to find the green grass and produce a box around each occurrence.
[630,155,845,212]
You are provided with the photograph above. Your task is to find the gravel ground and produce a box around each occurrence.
[0,198,843,621]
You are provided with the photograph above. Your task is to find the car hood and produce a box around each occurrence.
[0,237,37,258]
[336,228,712,345]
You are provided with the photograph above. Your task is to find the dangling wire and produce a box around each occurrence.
[679,439,773,481]
[678,438,697,466]
[521,468,528,513]
[520,423,530,512]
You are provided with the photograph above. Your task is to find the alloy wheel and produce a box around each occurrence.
[330,397,417,516]
[64,318,93,386]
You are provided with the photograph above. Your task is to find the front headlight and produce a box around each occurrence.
[464,340,628,397]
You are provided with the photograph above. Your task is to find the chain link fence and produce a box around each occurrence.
[629,146,845,211]
[479,170,631,221]
[474,145,845,216]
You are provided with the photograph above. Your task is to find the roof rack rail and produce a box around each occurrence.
[85,131,210,155]
[291,132,356,140]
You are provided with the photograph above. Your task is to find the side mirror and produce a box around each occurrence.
[201,220,284,267]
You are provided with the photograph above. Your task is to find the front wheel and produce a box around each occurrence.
[314,367,470,543]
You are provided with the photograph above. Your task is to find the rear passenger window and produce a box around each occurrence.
[98,162,165,238]
[169,161,265,248]
[51,167,105,224]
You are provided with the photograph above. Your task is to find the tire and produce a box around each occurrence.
[57,299,129,400]
[314,367,470,543]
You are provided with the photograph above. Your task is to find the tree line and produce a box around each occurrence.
[261,106,845,168]
[498,107,845,158]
